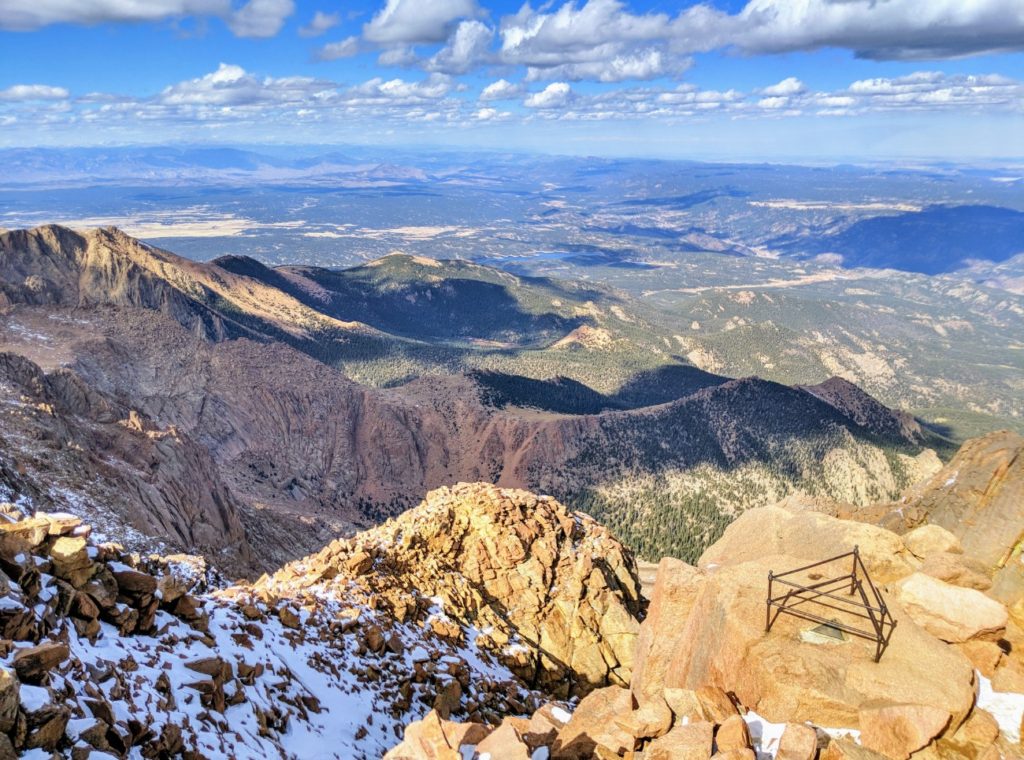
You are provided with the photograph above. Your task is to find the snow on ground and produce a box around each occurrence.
[744,711,787,760]
[978,672,1024,745]
[9,586,541,759]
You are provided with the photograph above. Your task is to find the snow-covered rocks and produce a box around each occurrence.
[0,504,573,758]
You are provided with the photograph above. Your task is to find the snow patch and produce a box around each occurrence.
[978,672,1024,744]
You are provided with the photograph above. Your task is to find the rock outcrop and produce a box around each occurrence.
[0,497,614,758]
[398,499,1024,759]
[256,483,644,698]
[0,350,254,575]
[892,430,1024,608]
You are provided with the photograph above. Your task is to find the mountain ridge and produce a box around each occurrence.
[0,225,944,571]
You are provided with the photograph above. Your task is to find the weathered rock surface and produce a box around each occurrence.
[633,506,978,739]
[888,430,1024,607]
[258,483,643,697]
[895,572,1008,643]
[699,505,916,582]
[0,350,254,576]
[858,702,950,759]
[903,524,962,560]
[394,493,1024,759]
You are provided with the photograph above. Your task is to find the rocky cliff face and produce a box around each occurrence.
[0,351,253,576]
[0,226,241,341]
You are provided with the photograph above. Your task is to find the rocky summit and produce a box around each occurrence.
[1,435,1024,758]
[385,455,1024,760]
[256,483,643,699]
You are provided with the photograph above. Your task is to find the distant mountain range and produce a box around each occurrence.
[0,225,946,569]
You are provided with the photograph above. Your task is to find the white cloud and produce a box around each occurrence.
[316,36,360,61]
[479,79,522,101]
[226,0,293,38]
[363,0,480,45]
[0,84,69,101]
[725,0,1024,60]
[0,0,227,30]
[524,82,572,109]
[761,77,805,97]
[757,96,789,109]
[158,63,329,106]
[473,107,510,121]
[352,73,454,102]
[501,0,671,62]
[499,0,682,83]
[427,19,494,74]
[4,61,1022,144]
[0,0,294,38]
[299,10,340,37]
[377,46,419,67]
[525,48,690,83]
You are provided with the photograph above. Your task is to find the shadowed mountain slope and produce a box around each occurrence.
[0,225,945,569]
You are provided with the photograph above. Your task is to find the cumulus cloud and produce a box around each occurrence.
[299,10,339,37]
[761,77,805,97]
[427,20,494,74]
[363,0,480,45]
[0,0,294,37]
[226,0,293,37]
[499,0,691,82]
[527,49,691,83]
[0,0,226,30]
[316,36,360,61]
[0,84,69,101]
[473,107,509,121]
[723,0,1024,60]
[157,63,330,106]
[302,0,1024,83]
[351,73,454,102]
[524,82,572,109]
[5,60,1022,142]
[479,79,522,101]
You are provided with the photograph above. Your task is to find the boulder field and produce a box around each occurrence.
[390,495,1024,759]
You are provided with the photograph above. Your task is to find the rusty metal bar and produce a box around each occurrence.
[770,551,857,579]
[763,605,886,644]
[769,594,878,623]
[771,577,887,614]
[764,547,896,661]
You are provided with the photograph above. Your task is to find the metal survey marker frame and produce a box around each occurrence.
[765,546,896,662]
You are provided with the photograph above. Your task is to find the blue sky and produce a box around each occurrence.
[1,0,1023,160]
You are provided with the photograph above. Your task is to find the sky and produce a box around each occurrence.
[1,0,1023,161]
